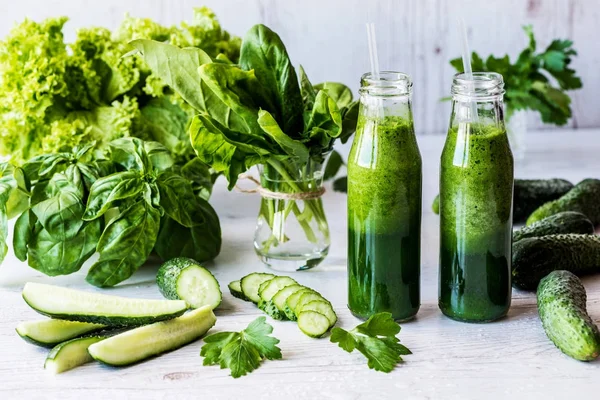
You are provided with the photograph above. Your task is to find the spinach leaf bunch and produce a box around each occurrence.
[0,138,221,288]
[130,24,359,190]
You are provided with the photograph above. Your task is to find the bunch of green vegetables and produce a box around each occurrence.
[131,24,358,247]
[450,25,582,124]
[0,7,240,163]
[0,138,221,287]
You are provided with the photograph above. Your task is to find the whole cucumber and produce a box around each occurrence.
[512,234,600,290]
[512,211,594,243]
[537,270,600,361]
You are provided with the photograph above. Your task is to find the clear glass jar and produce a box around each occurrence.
[347,72,422,321]
[253,157,330,271]
[439,72,514,322]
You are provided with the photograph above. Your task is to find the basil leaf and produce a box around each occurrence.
[27,219,102,276]
[83,171,144,221]
[38,153,71,178]
[13,210,30,262]
[314,82,353,109]
[86,200,160,288]
[257,110,309,162]
[128,40,213,112]
[0,196,8,264]
[109,138,153,172]
[31,189,84,241]
[143,141,174,171]
[157,171,205,228]
[240,24,303,135]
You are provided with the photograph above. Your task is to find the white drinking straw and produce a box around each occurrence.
[458,18,478,122]
[366,23,380,80]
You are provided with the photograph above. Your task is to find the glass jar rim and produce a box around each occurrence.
[451,72,505,99]
[360,71,412,97]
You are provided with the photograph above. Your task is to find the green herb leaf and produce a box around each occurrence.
[257,110,309,162]
[323,150,344,181]
[330,312,411,373]
[200,316,282,378]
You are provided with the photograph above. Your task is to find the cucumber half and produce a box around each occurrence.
[240,273,275,303]
[88,306,216,366]
[45,336,106,374]
[299,300,337,328]
[297,311,330,338]
[16,319,105,348]
[22,282,188,326]
[156,258,222,310]
[228,280,249,301]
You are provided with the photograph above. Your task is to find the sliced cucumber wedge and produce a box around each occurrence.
[272,284,305,314]
[284,288,315,321]
[294,292,327,316]
[88,306,216,366]
[228,280,249,301]
[22,282,188,326]
[156,258,222,310]
[44,336,106,374]
[297,311,330,338]
[299,300,337,328]
[16,319,105,348]
[240,273,275,303]
[257,276,297,319]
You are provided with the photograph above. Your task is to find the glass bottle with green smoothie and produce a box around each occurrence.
[439,72,513,322]
[347,72,422,321]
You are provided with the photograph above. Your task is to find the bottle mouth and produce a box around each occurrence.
[360,71,412,96]
[452,72,505,99]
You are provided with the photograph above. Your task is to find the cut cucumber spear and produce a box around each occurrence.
[88,306,216,366]
[22,282,188,326]
[156,258,222,310]
[45,336,106,374]
[16,319,105,348]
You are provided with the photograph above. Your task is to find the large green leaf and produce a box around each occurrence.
[314,82,353,109]
[83,171,144,221]
[86,200,160,287]
[257,110,309,162]
[156,171,206,228]
[240,24,303,136]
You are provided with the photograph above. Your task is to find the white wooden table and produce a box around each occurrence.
[1,129,599,400]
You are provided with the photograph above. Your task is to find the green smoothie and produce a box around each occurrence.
[439,124,513,322]
[347,115,422,321]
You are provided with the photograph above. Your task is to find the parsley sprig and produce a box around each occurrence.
[450,25,582,125]
[330,312,412,373]
[200,316,282,378]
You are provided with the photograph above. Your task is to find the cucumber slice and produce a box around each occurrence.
[44,336,106,374]
[240,273,275,303]
[272,284,305,314]
[88,306,216,366]
[294,292,328,316]
[297,311,330,338]
[22,282,188,326]
[228,280,249,301]
[16,319,105,348]
[156,258,222,310]
[299,300,337,328]
[257,276,298,319]
[284,288,315,321]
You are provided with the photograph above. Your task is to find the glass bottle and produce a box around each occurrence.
[439,72,513,322]
[347,72,422,321]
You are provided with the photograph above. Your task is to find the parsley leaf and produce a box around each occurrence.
[448,25,582,126]
[330,312,412,373]
[200,316,282,378]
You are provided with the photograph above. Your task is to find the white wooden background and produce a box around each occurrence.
[0,0,597,134]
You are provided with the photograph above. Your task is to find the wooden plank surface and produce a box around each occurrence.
[0,0,597,133]
[1,129,599,399]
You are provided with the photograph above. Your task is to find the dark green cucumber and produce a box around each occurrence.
[228,280,249,301]
[432,178,574,222]
[156,257,222,309]
[16,319,105,348]
[537,270,600,361]
[513,211,594,243]
[22,282,188,326]
[514,179,574,222]
[512,234,600,290]
[527,179,600,226]
[45,335,106,374]
[88,306,216,366]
